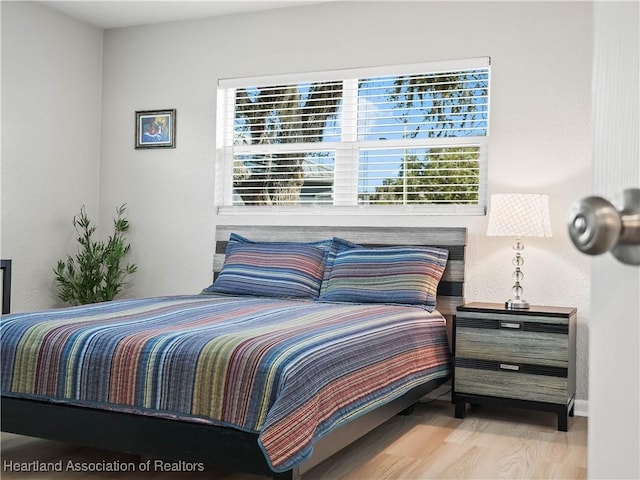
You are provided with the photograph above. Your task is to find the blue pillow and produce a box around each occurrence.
[204,242,328,299]
[319,237,362,297]
[318,246,449,311]
[227,232,334,251]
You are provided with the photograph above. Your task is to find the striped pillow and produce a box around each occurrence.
[205,242,328,299]
[227,232,335,251]
[319,237,362,297]
[318,246,449,311]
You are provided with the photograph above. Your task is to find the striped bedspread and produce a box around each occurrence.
[0,295,451,471]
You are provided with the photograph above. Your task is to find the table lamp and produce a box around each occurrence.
[487,193,552,309]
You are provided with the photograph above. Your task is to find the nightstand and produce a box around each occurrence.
[453,302,577,431]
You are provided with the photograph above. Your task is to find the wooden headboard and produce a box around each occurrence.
[213,225,466,319]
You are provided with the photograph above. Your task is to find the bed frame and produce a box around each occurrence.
[1,225,466,480]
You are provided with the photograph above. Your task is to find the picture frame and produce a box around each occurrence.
[135,109,176,149]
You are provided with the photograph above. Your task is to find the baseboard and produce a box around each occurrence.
[574,399,588,417]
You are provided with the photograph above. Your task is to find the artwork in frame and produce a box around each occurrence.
[135,109,176,149]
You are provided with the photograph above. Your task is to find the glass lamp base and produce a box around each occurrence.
[506,298,530,310]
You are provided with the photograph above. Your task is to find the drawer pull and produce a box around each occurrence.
[499,363,520,371]
[501,322,521,329]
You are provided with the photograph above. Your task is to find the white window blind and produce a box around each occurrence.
[217,57,490,214]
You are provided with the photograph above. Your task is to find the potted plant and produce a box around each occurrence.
[54,204,137,306]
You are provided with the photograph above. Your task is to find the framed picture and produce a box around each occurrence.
[135,109,176,149]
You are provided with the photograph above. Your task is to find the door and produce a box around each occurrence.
[586,3,639,478]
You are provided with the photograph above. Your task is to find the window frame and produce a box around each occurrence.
[216,57,490,216]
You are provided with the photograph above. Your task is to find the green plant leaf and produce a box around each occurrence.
[53,204,137,305]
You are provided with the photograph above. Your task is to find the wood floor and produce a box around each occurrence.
[1,399,587,480]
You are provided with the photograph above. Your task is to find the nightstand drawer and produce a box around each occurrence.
[455,326,568,367]
[455,364,568,404]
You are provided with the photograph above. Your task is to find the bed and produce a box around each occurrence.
[1,225,466,479]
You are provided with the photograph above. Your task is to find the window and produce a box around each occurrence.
[216,57,490,214]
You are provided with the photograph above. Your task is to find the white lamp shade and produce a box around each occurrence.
[487,194,552,237]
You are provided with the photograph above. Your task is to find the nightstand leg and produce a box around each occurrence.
[558,413,568,432]
[454,399,466,419]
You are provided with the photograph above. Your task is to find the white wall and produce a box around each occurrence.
[0,1,103,311]
[100,1,593,402]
